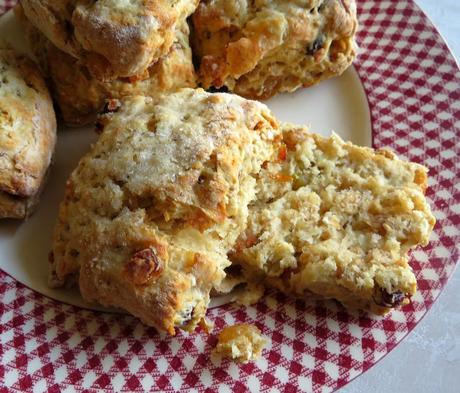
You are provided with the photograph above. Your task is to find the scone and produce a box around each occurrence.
[19,6,196,126]
[230,125,436,314]
[0,44,56,219]
[50,89,280,334]
[21,0,199,80]
[192,0,358,99]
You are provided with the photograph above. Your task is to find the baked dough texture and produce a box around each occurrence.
[50,89,280,334]
[192,0,358,99]
[230,125,436,314]
[20,6,196,126]
[51,90,435,332]
[214,324,267,363]
[0,44,56,219]
[21,0,199,80]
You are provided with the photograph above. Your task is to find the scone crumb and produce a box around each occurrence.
[199,317,214,334]
[214,324,267,363]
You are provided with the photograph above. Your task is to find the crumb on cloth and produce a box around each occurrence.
[214,323,267,363]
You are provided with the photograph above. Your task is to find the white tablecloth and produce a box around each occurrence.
[344,1,460,392]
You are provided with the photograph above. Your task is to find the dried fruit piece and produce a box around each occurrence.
[307,35,324,56]
[124,247,163,285]
[102,99,121,114]
[278,145,287,162]
[374,288,407,308]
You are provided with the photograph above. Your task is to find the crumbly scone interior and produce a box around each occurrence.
[192,0,358,99]
[51,89,280,334]
[230,124,435,314]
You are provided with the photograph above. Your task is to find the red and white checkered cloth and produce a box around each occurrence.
[0,0,459,392]
[0,0,14,15]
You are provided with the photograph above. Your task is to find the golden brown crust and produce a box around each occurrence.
[18,5,196,126]
[0,45,56,219]
[21,0,199,80]
[51,89,280,334]
[230,125,435,314]
[0,191,38,219]
[192,0,358,99]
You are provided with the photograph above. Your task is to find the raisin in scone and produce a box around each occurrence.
[21,0,199,80]
[50,89,280,334]
[0,44,56,219]
[230,125,435,314]
[19,6,196,126]
[192,0,358,99]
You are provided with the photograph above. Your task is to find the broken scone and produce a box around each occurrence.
[21,0,199,80]
[50,89,280,334]
[214,324,267,363]
[18,5,196,126]
[0,45,56,219]
[51,89,434,333]
[230,125,436,314]
[192,0,358,99]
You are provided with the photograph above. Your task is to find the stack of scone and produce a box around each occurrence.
[18,0,199,125]
[0,0,435,363]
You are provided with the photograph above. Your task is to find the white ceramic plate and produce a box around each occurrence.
[0,10,371,310]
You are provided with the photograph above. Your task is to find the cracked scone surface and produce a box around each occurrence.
[214,323,267,363]
[0,45,56,219]
[21,0,199,80]
[21,7,196,126]
[192,0,357,99]
[51,89,280,334]
[231,125,435,314]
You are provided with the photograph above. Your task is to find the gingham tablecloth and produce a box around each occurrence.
[0,0,14,15]
[1,1,459,393]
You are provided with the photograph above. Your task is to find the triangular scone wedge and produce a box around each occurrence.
[230,124,435,314]
[50,89,280,334]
